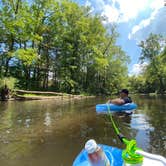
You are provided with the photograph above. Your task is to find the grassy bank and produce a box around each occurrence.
[12,90,95,101]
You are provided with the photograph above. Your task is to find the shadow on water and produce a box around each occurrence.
[0,95,165,166]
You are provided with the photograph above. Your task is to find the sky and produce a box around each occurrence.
[73,0,166,75]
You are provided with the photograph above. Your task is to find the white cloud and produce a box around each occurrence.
[129,62,148,76]
[83,0,165,42]
[128,16,154,40]
[101,4,119,22]
[150,0,164,10]
[115,0,149,22]
[85,0,92,7]
[128,0,165,40]
[94,0,150,23]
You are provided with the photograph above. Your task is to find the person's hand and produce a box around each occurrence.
[107,99,111,103]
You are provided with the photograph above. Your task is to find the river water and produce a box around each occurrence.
[0,95,166,166]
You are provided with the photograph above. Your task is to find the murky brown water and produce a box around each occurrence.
[0,95,166,166]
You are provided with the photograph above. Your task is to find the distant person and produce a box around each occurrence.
[107,89,132,105]
[1,84,10,100]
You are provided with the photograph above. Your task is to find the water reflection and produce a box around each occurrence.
[132,95,166,156]
[0,96,165,166]
[44,112,51,126]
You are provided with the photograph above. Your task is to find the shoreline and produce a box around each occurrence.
[1,89,95,101]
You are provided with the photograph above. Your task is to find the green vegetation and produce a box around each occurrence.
[0,0,129,95]
[0,1,165,95]
[128,34,166,94]
[0,77,17,90]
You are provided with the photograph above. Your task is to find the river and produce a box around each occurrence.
[0,95,166,166]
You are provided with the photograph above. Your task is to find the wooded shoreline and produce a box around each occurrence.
[1,89,95,101]
[1,89,166,102]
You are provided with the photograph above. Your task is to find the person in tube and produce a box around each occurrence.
[107,89,132,105]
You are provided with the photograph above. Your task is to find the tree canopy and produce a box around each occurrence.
[0,0,129,94]
[128,33,166,94]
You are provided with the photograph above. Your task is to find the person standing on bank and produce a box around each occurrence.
[107,89,132,105]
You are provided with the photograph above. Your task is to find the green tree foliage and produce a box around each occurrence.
[0,0,129,94]
[129,34,166,94]
[0,77,17,90]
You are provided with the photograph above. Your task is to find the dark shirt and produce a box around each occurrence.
[122,97,132,104]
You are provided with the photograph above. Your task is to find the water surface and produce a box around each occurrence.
[0,95,165,166]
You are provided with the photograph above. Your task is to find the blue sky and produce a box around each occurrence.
[73,0,166,75]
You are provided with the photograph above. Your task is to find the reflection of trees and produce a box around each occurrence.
[0,102,36,161]
[0,96,165,164]
[0,99,102,161]
[145,106,166,156]
[0,100,59,160]
[133,95,166,156]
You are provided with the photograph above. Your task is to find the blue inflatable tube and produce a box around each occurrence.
[96,103,137,113]
[72,144,123,166]
[73,144,166,166]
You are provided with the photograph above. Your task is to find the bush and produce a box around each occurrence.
[0,77,18,90]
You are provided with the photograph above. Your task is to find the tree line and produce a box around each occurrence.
[0,0,129,95]
[129,34,166,94]
[1,0,165,95]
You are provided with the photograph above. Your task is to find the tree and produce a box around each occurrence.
[0,0,130,94]
[139,33,166,93]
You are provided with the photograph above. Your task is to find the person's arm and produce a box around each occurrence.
[109,98,125,105]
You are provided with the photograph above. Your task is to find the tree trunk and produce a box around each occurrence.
[4,58,11,76]
[25,67,30,90]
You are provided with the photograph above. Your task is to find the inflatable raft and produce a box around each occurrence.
[73,144,123,166]
[96,103,137,113]
[73,144,166,166]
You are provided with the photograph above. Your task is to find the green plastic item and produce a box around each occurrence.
[106,104,144,165]
[122,139,143,164]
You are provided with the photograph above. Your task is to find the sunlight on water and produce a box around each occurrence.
[0,96,165,166]
[131,113,154,131]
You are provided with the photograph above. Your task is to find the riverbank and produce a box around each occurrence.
[7,90,95,101]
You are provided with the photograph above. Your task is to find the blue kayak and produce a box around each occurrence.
[96,103,137,113]
[72,144,123,166]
